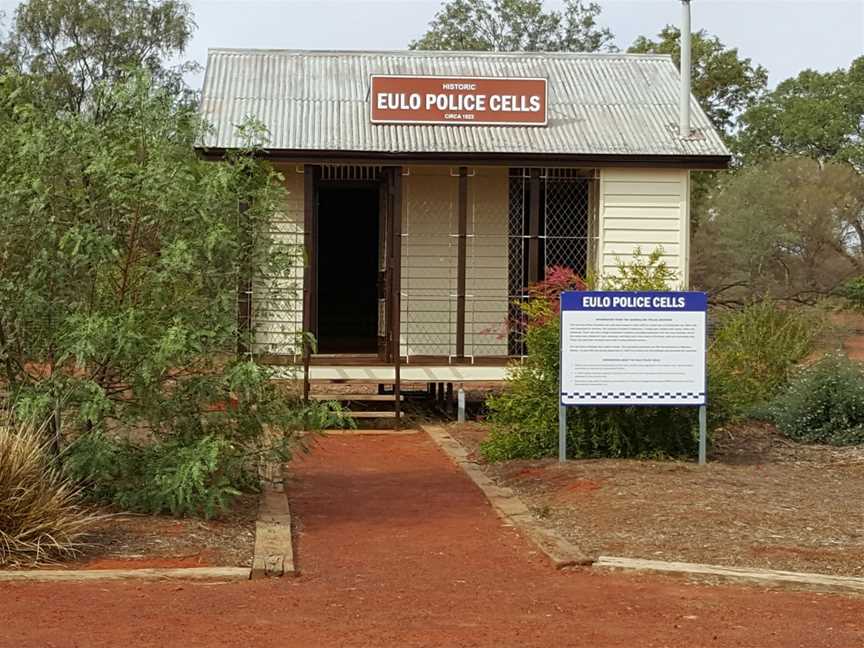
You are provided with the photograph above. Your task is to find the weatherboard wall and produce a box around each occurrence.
[598,168,690,288]
[251,168,305,356]
[249,165,692,360]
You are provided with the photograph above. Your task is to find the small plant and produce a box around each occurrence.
[766,354,864,446]
[838,276,864,312]
[600,247,679,291]
[0,422,102,567]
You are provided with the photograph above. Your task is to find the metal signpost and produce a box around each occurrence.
[558,291,708,464]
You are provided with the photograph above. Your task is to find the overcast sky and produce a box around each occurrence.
[1,0,862,89]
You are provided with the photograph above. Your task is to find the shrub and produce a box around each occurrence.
[766,354,864,446]
[708,302,824,418]
[599,247,679,291]
[484,257,698,461]
[0,423,102,567]
[63,398,354,518]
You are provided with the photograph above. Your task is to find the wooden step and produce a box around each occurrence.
[346,411,398,419]
[309,394,402,401]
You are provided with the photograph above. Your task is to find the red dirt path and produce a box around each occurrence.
[3,433,864,647]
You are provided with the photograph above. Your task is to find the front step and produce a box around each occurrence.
[310,394,402,402]
[309,379,406,429]
[346,411,398,419]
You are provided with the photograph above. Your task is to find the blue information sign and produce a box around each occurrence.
[559,291,708,407]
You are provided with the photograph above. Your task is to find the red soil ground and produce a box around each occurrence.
[2,433,863,647]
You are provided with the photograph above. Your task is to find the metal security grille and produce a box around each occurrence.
[319,165,383,182]
[507,168,599,356]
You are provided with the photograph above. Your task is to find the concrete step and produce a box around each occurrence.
[309,394,402,401]
[346,411,398,419]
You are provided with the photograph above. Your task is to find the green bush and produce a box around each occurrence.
[63,397,354,518]
[708,302,824,419]
[766,354,864,446]
[483,257,697,461]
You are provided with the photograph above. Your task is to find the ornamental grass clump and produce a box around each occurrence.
[0,423,102,567]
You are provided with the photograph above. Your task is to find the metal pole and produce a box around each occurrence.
[698,405,707,465]
[558,404,567,462]
[679,0,692,138]
[457,387,465,423]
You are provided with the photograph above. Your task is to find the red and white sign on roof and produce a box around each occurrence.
[370,75,548,126]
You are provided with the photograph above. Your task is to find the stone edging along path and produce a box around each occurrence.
[420,424,864,596]
[419,424,593,569]
[0,477,295,583]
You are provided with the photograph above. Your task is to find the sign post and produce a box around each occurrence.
[558,291,708,464]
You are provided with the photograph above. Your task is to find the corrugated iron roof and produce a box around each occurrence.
[198,49,730,159]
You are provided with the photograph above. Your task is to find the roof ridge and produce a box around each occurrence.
[205,47,672,60]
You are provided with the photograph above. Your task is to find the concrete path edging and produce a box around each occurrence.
[596,556,864,595]
[420,424,592,569]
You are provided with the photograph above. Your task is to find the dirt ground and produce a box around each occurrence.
[450,421,864,577]
[3,433,863,648]
[56,494,257,570]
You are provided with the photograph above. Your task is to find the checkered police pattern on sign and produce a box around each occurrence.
[561,392,706,401]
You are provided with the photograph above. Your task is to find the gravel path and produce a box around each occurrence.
[2,432,863,647]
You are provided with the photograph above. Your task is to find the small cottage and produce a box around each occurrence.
[197,48,729,418]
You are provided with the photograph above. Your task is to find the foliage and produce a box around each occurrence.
[838,276,864,312]
[629,26,769,228]
[766,354,864,446]
[410,0,615,53]
[629,26,768,137]
[600,247,679,291]
[483,255,697,461]
[736,57,864,171]
[0,421,102,566]
[3,0,196,117]
[63,398,354,518]
[0,70,320,515]
[692,157,864,304]
[708,302,825,419]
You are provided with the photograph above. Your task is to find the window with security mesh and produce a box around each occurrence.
[507,168,598,356]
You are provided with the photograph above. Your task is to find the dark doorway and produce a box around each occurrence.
[316,185,380,353]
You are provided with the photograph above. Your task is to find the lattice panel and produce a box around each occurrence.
[544,174,592,276]
[507,168,599,356]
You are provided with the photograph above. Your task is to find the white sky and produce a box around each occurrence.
[1,0,862,89]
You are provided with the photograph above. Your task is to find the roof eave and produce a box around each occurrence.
[195,146,731,171]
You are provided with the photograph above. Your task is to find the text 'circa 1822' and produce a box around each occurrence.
[370,76,548,126]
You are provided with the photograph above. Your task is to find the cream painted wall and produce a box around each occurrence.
[597,168,690,288]
[252,167,305,356]
[252,165,693,361]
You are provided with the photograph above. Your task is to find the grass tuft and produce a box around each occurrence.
[0,422,103,567]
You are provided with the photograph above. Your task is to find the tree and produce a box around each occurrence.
[0,70,329,516]
[3,0,195,117]
[629,26,768,137]
[410,0,615,52]
[691,157,864,304]
[736,57,864,170]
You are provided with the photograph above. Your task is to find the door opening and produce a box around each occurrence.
[316,185,380,354]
